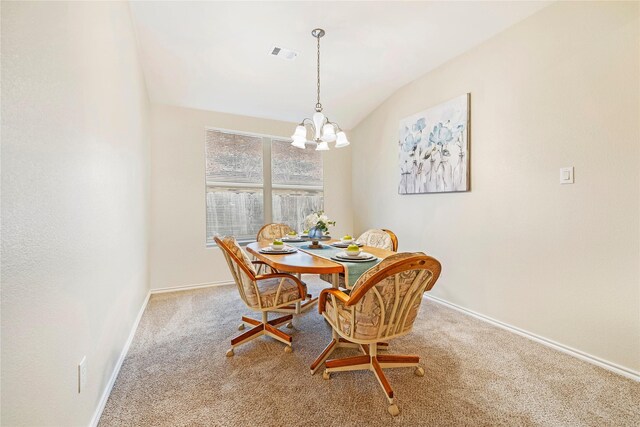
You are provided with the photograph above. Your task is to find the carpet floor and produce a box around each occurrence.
[99,277,639,426]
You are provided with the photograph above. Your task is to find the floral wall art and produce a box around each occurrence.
[398,94,470,194]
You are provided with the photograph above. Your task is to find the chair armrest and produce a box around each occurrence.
[318,288,350,314]
[255,273,306,300]
[251,260,278,274]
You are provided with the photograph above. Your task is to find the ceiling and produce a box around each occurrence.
[130,1,551,129]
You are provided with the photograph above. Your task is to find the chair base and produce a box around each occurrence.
[313,338,421,417]
[310,331,389,374]
[227,313,294,355]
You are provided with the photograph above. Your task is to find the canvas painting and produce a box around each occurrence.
[398,94,470,194]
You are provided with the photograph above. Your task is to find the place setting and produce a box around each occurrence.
[330,234,364,248]
[281,231,306,243]
[258,239,298,254]
[330,242,378,263]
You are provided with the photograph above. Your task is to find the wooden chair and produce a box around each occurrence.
[357,228,398,251]
[320,228,399,287]
[254,223,295,274]
[380,229,399,251]
[215,235,308,356]
[256,223,296,243]
[255,223,317,311]
[311,252,442,416]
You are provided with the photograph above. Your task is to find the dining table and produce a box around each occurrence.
[246,238,397,311]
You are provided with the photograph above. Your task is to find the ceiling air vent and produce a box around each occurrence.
[269,46,298,61]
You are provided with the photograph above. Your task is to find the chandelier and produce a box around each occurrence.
[291,28,350,151]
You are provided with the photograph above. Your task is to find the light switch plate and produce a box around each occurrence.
[560,167,574,184]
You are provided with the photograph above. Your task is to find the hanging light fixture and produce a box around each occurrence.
[291,28,350,151]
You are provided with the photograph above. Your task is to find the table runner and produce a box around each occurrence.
[287,241,381,287]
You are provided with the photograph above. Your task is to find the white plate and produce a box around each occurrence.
[282,237,305,242]
[259,246,297,254]
[335,251,376,260]
[332,253,377,263]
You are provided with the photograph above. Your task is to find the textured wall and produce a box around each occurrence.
[351,1,640,373]
[1,2,150,425]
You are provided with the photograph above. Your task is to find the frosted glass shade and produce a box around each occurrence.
[321,123,336,142]
[315,141,330,151]
[291,136,307,149]
[291,125,306,139]
[335,131,350,148]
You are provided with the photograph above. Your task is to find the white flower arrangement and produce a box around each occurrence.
[303,211,336,232]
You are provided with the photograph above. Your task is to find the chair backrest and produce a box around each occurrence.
[214,235,259,309]
[381,229,398,251]
[256,223,295,243]
[334,252,441,342]
[356,228,398,251]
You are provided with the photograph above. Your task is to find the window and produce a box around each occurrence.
[271,139,324,233]
[205,129,323,244]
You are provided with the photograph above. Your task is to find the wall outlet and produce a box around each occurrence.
[78,356,87,393]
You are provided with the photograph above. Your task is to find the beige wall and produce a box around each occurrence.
[1,2,150,425]
[149,104,353,290]
[351,1,640,373]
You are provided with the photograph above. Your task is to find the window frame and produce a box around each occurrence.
[204,127,324,247]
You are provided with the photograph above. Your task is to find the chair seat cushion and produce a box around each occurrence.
[324,296,394,341]
[249,277,306,308]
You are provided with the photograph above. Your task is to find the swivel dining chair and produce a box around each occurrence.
[256,223,296,243]
[254,223,296,274]
[215,235,308,356]
[255,222,317,310]
[320,228,399,288]
[311,252,442,416]
[356,228,398,251]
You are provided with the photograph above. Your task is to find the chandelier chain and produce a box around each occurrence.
[316,33,322,112]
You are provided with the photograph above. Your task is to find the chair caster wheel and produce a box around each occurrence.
[284,346,292,353]
[286,322,293,329]
[322,370,331,380]
[238,323,245,331]
[226,348,234,357]
[414,367,425,377]
[388,404,400,416]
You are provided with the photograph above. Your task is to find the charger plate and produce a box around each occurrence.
[282,237,306,243]
[332,252,377,263]
[259,247,298,254]
[330,242,364,248]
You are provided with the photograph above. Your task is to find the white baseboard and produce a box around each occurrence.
[90,291,151,427]
[150,280,234,294]
[426,295,639,382]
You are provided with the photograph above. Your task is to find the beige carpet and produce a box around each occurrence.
[99,277,639,426]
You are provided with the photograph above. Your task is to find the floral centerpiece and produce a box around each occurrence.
[303,211,335,248]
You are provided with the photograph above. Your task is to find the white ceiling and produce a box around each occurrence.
[130,1,551,129]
